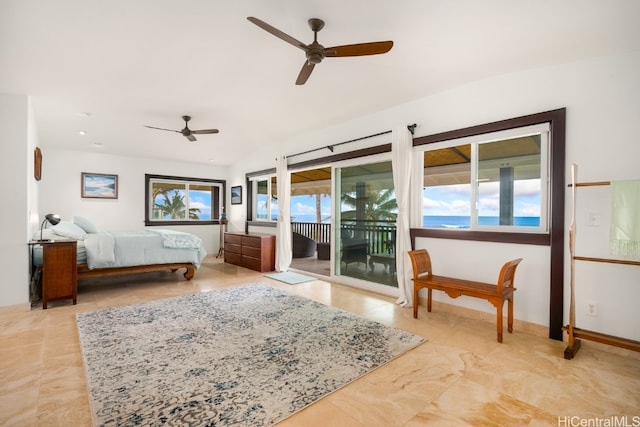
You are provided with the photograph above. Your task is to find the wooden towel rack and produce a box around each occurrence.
[564,164,640,359]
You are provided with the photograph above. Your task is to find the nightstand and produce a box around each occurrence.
[31,240,78,309]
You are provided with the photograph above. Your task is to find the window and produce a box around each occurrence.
[412,108,566,340]
[145,174,224,225]
[420,123,549,233]
[251,175,278,222]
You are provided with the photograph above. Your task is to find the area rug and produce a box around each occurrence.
[264,271,316,284]
[76,283,424,426]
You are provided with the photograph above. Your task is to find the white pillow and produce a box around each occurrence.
[52,221,88,240]
[32,229,57,241]
[73,215,98,233]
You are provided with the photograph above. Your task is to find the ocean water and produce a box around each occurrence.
[290,215,540,228]
[423,216,540,228]
[290,214,332,223]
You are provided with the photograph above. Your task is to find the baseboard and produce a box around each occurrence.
[420,297,640,360]
[418,297,549,338]
[0,302,31,314]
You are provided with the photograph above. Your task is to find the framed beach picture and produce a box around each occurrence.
[231,185,242,205]
[81,172,118,199]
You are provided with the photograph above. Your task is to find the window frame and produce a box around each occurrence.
[419,122,550,234]
[411,108,566,341]
[144,174,225,226]
[249,173,278,223]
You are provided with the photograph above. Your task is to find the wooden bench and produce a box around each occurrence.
[407,249,522,343]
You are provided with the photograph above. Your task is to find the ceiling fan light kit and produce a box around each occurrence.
[144,115,219,142]
[247,16,393,85]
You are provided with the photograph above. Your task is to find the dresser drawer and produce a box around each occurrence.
[225,252,242,266]
[224,233,242,244]
[225,242,242,255]
[242,256,262,271]
[241,235,261,248]
[242,245,261,258]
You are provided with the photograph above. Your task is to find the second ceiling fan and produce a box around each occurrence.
[247,17,393,85]
[144,115,219,142]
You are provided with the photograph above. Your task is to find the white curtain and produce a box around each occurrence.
[392,125,414,306]
[275,155,292,272]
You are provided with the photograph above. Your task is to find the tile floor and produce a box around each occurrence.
[1,255,639,426]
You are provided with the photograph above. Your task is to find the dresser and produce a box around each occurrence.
[224,232,275,272]
[37,240,78,309]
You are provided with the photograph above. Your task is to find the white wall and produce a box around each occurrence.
[3,52,638,339]
[38,149,229,255]
[0,94,32,307]
[229,51,640,339]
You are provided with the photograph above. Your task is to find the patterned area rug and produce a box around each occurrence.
[76,283,424,426]
[264,271,316,284]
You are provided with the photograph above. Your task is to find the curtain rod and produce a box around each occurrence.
[567,181,611,187]
[286,124,417,160]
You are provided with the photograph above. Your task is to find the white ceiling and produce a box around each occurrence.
[2,0,639,166]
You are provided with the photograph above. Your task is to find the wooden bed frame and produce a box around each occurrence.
[77,262,196,281]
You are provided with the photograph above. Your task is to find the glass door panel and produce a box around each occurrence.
[335,160,397,287]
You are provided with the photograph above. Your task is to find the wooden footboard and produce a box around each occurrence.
[77,263,195,280]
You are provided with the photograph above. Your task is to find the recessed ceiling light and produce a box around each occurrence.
[78,130,87,136]
[93,142,103,147]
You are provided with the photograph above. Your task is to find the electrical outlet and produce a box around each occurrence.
[588,212,600,226]
[586,302,598,317]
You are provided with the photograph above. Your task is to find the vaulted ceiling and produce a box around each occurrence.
[1,1,638,166]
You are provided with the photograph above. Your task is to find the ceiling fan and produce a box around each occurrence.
[247,17,393,85]
[144,115,219,142]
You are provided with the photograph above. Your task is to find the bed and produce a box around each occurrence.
[33,217,207,281]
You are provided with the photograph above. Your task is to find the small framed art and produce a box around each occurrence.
[231,185,242,205]
[81,172,118,199]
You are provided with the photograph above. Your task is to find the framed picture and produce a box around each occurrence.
[81,172,118,199]
[231,185,242,205]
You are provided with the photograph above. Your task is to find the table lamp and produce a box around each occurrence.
[38,213,61,241]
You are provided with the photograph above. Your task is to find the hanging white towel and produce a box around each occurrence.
[610,179,640,259]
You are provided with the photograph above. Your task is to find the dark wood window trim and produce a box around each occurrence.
[144,174,226,226]
[411,108,566,340]
[245,144,392,230]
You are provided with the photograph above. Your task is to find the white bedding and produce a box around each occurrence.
[84,230,206,269]
[32,229,207,269]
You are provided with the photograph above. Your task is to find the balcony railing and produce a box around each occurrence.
[291,220,396,254]
[291,222,331,243]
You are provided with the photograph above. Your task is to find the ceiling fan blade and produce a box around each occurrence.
[185,134,197,142]
[247,17,309,52]
[325,41,393,57]
[191,129,219,135]
[295,61,315,85]
[144,125,180,133]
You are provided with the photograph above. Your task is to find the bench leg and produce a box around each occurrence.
[427,288,432,312]
[507,296,514,334]
[496,301,504,343]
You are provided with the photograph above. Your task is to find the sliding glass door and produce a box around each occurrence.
[335,160,397,287]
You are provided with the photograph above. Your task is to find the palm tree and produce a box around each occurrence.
[155,190,201,219]
[309,193,331,223]
[341,188,397,222]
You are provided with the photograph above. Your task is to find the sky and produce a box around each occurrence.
[287,178,542,220]
[424,179,541,217]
